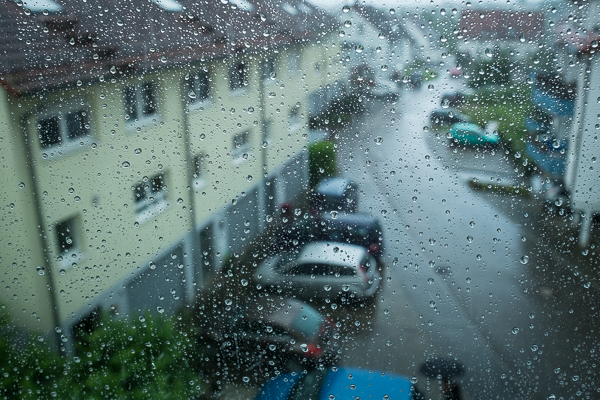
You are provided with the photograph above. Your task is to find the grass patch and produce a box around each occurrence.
[459,84,534,161]
[468,178,531,197]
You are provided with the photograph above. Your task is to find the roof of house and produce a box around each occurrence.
[0,0,337,95]
[458,9,545,41]
[349,3,413,44]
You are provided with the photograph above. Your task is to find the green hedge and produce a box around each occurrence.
[309,140,337,187]
[0,309,205,400]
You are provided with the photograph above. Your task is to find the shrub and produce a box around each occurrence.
[309,140,337,187]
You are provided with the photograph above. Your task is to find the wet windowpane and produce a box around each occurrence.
[55,218,77,254]
[38,116,61,147]
[65,110,88,139]
[142,82,157,116]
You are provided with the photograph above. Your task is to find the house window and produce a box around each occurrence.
[192,153,206,187]
[38,109,91,148]
[263,56,277,81]
[187,70,210,104]
[124,82,158,121]
[288,49,300,72]
[229,62,248,91]
[133,174,168,216]
[233,131,250,159]
[55,217,78,255]
[289,105,301,128]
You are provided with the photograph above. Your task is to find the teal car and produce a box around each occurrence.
[448,122,500,146]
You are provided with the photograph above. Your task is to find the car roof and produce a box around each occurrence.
[255,367,414,400]
[315,177,355,196]
[245,297,323,336]
[319,211,379,227]
[320,367,413,400]
[452,122,482,132]
[297,242,366,266]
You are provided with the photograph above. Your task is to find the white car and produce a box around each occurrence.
[254,242,380,302]
[371,80,400,100]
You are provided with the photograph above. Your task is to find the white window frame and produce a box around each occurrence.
[54,216,84,269]
[229,61,249,95]
[233,131,250,162]
[263,56,278,84]
[124,81,160,127]
[192,153,207,189]
[133,173,169,223]
[187,69,212,110]
[35,101,93,155]
[289,105,302,131]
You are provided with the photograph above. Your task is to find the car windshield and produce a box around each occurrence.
[1,0,598,399]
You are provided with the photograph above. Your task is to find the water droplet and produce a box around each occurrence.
[469,221,475,227]
[466,235,474,243]
[122,161,130,168]
[520,255,529,264]
[157,306,164,313]
[512,327,519,334]
[485,48,493,57]
[330,210,339,219]
[427,84,434,91]
[18,182,25,189]
[342,5,350,12]
[374,136,383,145]
[427,278,434,284]
[246,175,253,182]
[428,238,436,245]
[188,90,196,99]
[333,246,340,253]
[242,376,250,383]
[36,266,45,276]
[241,279,248,286]
[341,284,350,292]
[324,284,331,291]
[149,262,156,270]
[411,376,418,384]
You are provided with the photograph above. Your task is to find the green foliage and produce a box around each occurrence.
[466,52,512,88]
[0,308,205,400]
[460,84,533,161]
[309,93,364,131]
[309,140,337,187]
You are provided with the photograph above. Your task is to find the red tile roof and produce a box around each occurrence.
[458,9,544,41]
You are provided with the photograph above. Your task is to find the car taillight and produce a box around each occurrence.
[307,343,322,357]
[358,265,369,283]
[368,243,380,255]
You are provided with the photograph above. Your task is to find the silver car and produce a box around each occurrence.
[254,242,380,302]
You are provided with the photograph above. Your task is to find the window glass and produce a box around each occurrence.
[3,1,598,399]
[38,116,61,147]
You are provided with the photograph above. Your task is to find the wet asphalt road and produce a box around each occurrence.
[334,81,600,400]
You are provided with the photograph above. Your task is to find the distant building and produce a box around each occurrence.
[457,9,545,62]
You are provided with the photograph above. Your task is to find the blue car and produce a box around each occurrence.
[255,367,423,400]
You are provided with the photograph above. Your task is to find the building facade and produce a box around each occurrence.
[0,0,341,339]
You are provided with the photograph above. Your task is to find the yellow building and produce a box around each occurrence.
[0,0,342,342]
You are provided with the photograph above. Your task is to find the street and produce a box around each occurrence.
[334,81,600,399]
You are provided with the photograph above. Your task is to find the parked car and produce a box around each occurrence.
[371,80,400,101]
[254,241,380,302]
[448,122,500,146]
[429,108,471,127]
[441,91,466,107]
[409,71,423,88]
[449,66,463,78]
[198,296,338,368]
[255,366,424,400]
[274,212,384,260]
[312,177,358,213]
